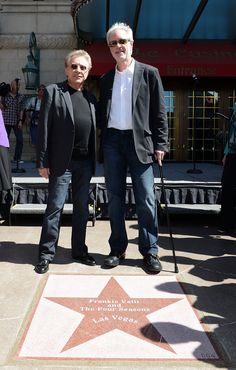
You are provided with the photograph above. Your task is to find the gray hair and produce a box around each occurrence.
[106,22,133,43]
[65,49,92,69]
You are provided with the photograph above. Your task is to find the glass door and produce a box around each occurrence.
[187,90,220,162]
[164,87,233,162]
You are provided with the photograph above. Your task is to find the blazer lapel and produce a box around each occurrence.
[60,81,74,122]
[105,70,115,120]
[132,62,144,108]
[84,89,96,129]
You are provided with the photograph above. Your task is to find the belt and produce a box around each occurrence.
[108,128,133,135]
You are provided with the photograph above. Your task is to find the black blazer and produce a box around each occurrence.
[36,81,97,176]
[99,60,168,164]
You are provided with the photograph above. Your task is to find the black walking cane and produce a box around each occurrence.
[158,163,179,273]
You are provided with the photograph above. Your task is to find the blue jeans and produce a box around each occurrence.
[39,159,93,261]
[103,128,158,257]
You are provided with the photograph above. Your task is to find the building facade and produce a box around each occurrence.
[1,0,236,162]
[0,0,76,160]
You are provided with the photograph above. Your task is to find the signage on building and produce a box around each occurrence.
[86,41,236,77]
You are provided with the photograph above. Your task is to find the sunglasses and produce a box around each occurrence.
[108,38,131,48]
[70,63,88,71]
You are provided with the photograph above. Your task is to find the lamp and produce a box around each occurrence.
[22,32,40,90]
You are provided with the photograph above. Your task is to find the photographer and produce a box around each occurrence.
[0,82,10,101]
[1,79,25,164]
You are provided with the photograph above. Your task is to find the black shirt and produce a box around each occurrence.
[68,85,93,160]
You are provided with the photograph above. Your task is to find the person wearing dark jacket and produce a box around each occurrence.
[35,50,97,274]
[219,102,236,234]
[99,22,168,273]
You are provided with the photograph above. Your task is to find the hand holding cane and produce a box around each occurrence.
[156,155,179,273]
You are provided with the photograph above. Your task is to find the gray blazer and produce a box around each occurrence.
[36,81,97,176]
[99,60,168,164]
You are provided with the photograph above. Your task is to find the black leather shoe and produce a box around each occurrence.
[143,254,162,273]
[35,259,50,274]
[217,226,235,235]
[104,252,126,267]
[72,253,96,266]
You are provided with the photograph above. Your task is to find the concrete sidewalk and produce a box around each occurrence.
[0,216,236,369]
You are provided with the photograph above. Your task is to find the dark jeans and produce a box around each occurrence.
[5,124,23,161]
[220,153,236,229]
[103,128,158,257]
[38,159,93,261]
[30,125,38,146]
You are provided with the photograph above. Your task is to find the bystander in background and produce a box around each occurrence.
[25,84,45,161]
[1,78,25,164]
[0,107,12,222]
[219,102,236,234]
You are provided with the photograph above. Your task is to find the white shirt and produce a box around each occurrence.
[108,59,135,130]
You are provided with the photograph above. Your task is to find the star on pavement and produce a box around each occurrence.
[46,277,181,353]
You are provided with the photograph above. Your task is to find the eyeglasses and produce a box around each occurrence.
[108,38,131,48]
[70,63,88,72]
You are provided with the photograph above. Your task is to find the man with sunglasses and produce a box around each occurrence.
[35,50,97,274]
[99,22,168,273]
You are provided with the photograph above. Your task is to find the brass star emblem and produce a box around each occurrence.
[46,277,181,353]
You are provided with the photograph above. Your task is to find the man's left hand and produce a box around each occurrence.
[154,150,165,166]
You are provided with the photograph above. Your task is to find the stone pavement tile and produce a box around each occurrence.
[0,219,236,369]
[14,275,218,360]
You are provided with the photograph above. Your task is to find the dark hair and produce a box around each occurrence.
[0,82,10,97]
[38,84,46,91]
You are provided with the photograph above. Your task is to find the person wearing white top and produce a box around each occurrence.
[99,22,168,273]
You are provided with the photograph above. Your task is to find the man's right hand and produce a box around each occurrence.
[38,168,50,179]
[222,155,226,166]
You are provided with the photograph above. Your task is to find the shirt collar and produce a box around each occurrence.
[115,58,135,75]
